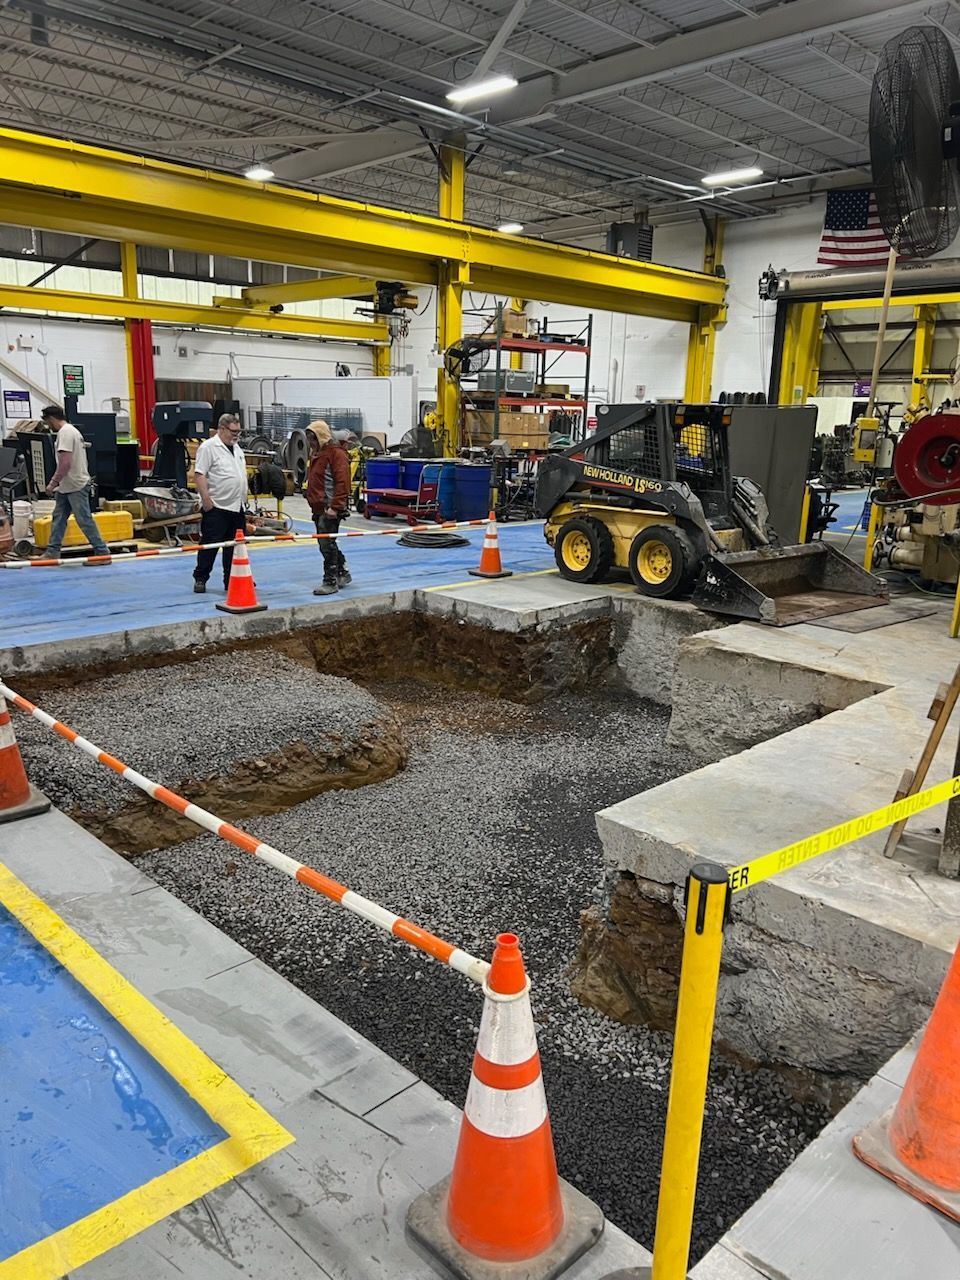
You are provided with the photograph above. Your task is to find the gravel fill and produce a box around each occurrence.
[15,653,390,814]
[138,680,829,1261]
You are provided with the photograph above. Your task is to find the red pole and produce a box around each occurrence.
[131,319,156,458]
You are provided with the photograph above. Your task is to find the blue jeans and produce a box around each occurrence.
[48,485,110,556]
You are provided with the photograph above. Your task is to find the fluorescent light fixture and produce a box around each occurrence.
[497,221,524,234]
[447,74,517,105]
[244,164,274,181]
[701,165,764,187]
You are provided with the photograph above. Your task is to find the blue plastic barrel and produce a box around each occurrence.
[365,458,401,490]
[454,463,492,520]
[400,459,425,492]
[437,461,457,519]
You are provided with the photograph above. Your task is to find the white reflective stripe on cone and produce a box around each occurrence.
[0,719,15,751]
[464,1074,548,1139]
[230,563,253,576]
[476,993,538,1065]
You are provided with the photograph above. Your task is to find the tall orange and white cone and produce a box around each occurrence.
[216,530,267,615]
[407,933,604,1279]
[0,696,50,825]
[853,935,960,1220]
[468,511,513,580]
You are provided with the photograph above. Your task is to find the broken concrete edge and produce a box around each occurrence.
[405,1174,605,1280]
[0,587,714,683]
[586,807,954,1084]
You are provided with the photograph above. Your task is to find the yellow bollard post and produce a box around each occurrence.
[598,862,729,1280]
[863,500,881,572]
[951,573,960,640]
[798,483,812,543]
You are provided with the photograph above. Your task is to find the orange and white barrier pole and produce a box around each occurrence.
[0,695,50,825]
[0,518,496,570]
[408,932,604,1277]
[0,680,488,986]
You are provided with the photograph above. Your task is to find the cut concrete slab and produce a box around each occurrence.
[692,1040,960,1280]
[592,608,960,1079]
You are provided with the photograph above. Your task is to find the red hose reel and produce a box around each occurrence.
[894,413,960,505]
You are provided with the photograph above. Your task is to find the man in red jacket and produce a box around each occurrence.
[305,420,352,595]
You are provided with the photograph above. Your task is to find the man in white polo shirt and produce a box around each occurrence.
[42,405,111,559]
[192,413,248,594]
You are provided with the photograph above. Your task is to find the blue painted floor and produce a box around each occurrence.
[0,903,225,1260]
[826,487,870,536]
[1,521,556,651]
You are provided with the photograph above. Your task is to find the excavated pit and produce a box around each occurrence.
[12,611,841,1263]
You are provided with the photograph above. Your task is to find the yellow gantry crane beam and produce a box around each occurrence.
[232,275,379,307]
[0,283,390,343]
[0,129,725,324]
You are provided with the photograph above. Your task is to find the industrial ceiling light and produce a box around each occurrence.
[497,221,524,234]
[447,74,518,105]
[244,163,275,181]
[701,165,764,187]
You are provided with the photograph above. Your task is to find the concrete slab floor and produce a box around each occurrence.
[691,1037,960,1280]
[0,809,652,1279]
[0,518,556,652]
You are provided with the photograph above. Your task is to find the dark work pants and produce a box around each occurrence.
[315,513,346,584]
[194,506,246,584]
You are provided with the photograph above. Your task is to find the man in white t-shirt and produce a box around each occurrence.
[192,413,248,593]
[41,405,111,559]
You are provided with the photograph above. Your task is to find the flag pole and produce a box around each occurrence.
[865,244,897,419]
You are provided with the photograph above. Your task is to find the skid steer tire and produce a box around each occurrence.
[629,525,698,598]
[554,516,614,583]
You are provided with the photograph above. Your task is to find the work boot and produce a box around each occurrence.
[313,581,339,596]
[338,570,352,587]
[193,579,206,594]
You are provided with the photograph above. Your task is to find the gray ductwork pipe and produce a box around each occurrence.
[760,258,960,302]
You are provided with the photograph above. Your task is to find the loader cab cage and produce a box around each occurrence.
[582,403,732,521]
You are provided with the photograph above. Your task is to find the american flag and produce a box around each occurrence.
[817,190,893,268]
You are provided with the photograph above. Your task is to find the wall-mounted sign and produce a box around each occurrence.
[62,364,85,396]
[3,389,31,419]
[853,380,871,398]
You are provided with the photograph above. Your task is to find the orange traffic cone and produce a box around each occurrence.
[407,933,603,1278]
[468,511,513,579]
[0,697,50,825]
[853,935,960,1220]
[216,530,267,615]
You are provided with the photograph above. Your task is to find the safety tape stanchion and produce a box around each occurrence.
[0,517,494,570]
[726,770,960,892]
[0,680,489,987]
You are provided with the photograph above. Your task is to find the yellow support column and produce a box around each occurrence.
[437,136,466,452]
[373,344,390,377]
[120,241,139,440]
[509,297,526,370]
[777,301,823,405]
[650,863,729,1280]
[911,304,937,411]
[863,501,882,572]
[684,218,725,403]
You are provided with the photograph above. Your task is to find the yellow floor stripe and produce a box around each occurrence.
[0,864,292,1280]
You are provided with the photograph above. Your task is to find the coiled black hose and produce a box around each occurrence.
[397,531,470,548]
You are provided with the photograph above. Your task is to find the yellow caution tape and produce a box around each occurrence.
[728,771,960,893]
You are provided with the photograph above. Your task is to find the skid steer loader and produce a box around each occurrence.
[534,402,888,625]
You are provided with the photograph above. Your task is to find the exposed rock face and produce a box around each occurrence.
[570,872,683,1030]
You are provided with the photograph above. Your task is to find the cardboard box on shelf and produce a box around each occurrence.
[500,308,529,338]
[464,409,551,448]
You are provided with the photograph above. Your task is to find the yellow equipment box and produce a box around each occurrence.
[103,498,145,520]
[33,509,134,549]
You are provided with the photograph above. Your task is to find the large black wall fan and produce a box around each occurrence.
[861,26,960,414]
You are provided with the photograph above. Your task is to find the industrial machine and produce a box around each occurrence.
[150,401,213,487]
[868,409,960,584]
[534,402,887,625]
